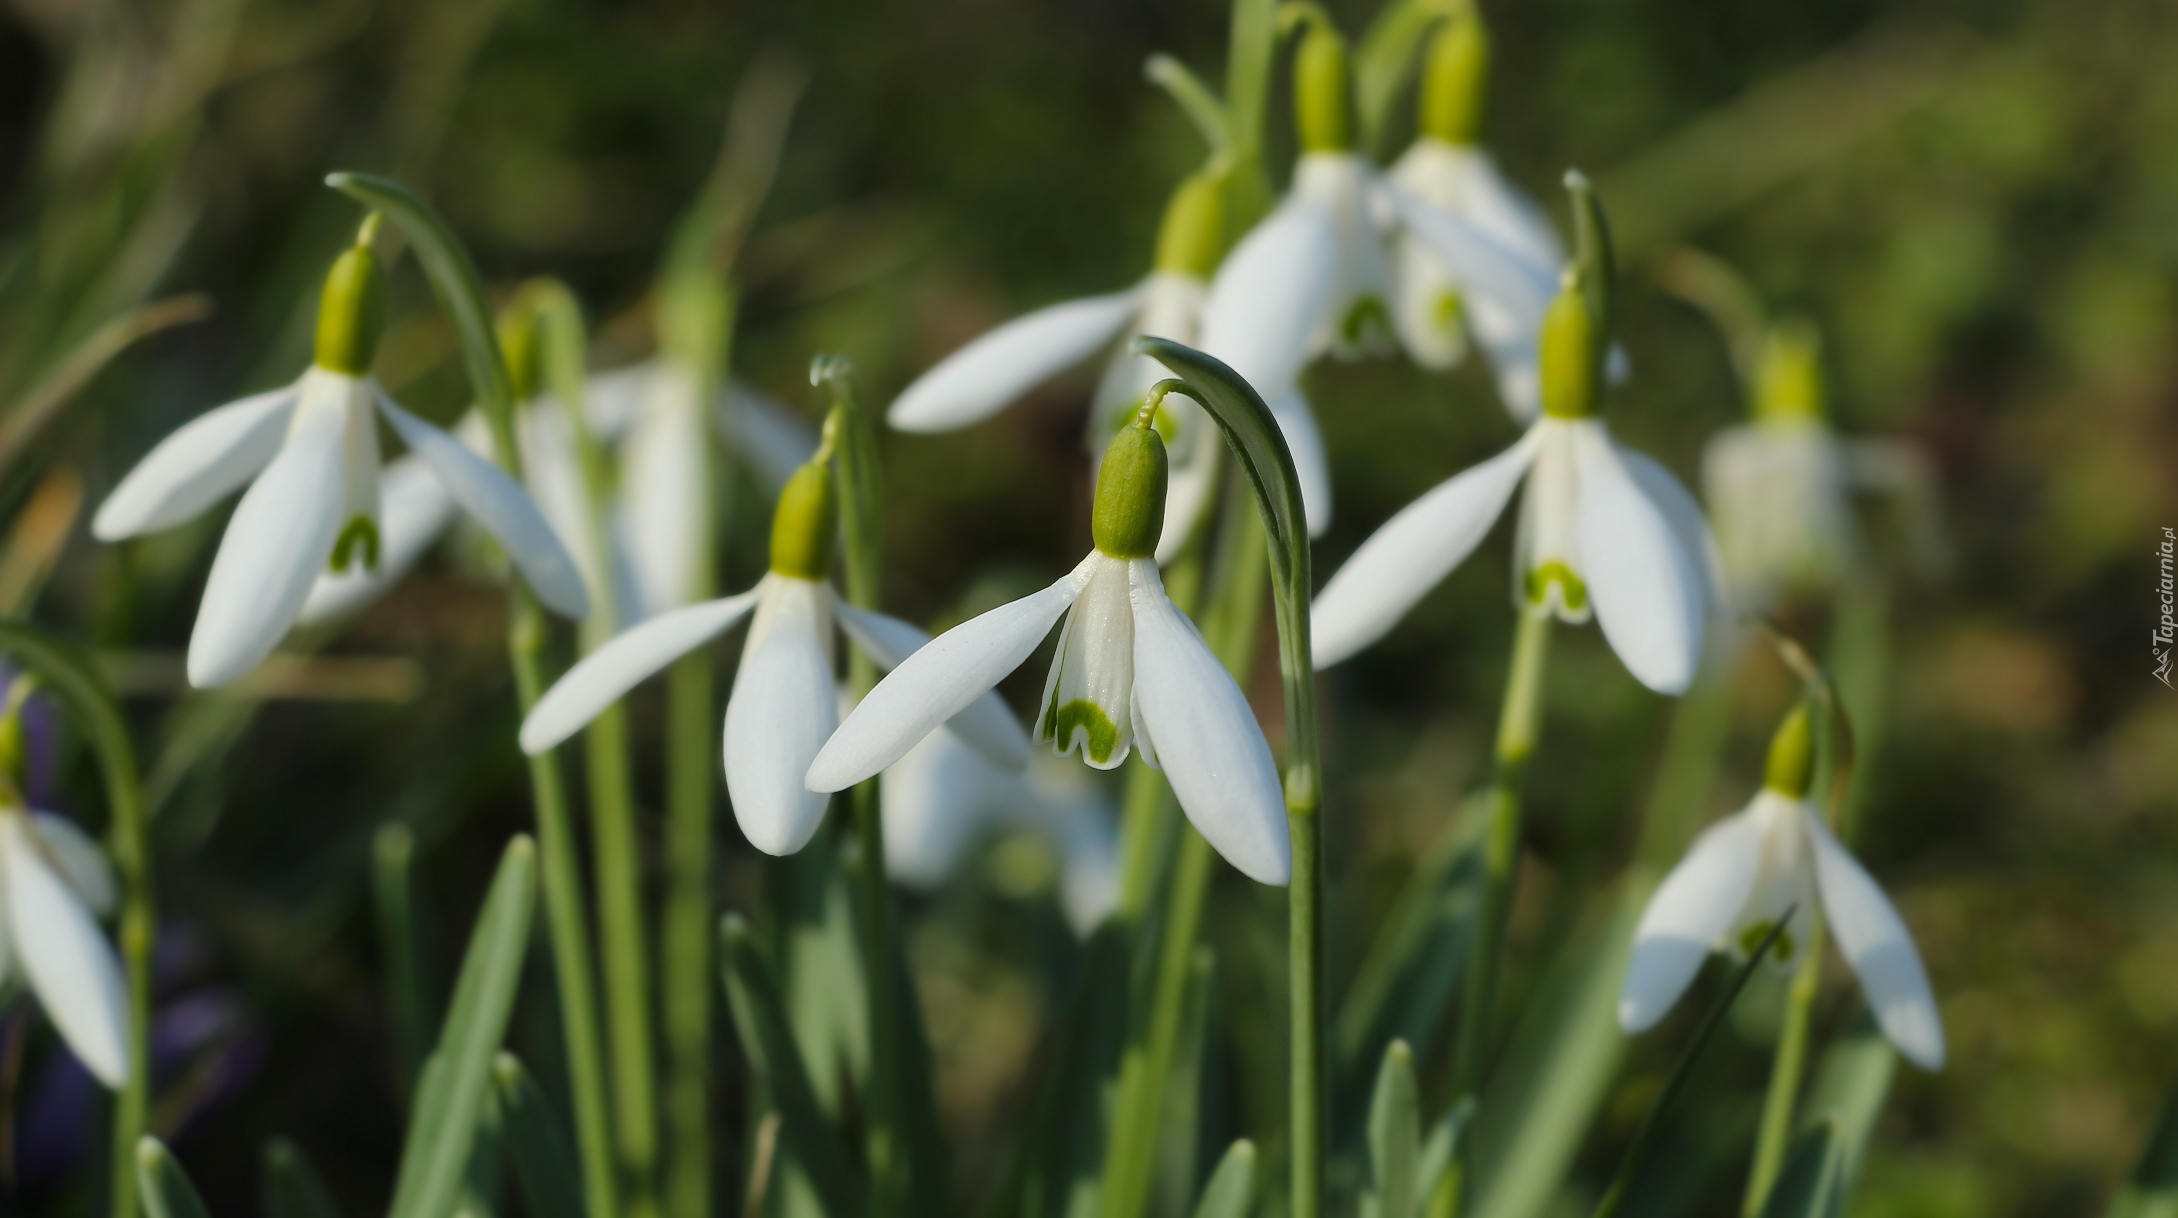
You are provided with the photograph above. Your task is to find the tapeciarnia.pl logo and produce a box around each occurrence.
[2158,526,2175,688]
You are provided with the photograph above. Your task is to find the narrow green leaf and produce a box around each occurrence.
[1756,1121,1842,1218]
[1155,946,1219,1218]
[2107,1074,2178,1218]
[1192,1140,1257,1218]
[1369,1042,1421,1218]
[138,1138,214,1218]
[1354,0,1447,154]
[386,837,538,1218]
[1145,54,1231,154]
[719,913,867,1218]
[493,1054,586,1218]
[1797,1013,1896,1201]
[262,1138,343,1218]
[373,822,438,1092]
[1412,1099,1473,1210]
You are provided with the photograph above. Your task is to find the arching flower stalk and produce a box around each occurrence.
[90,219,589,687]
[519,426,1027,855]
[808,386,1292,887]
[1619,701,1945,1071]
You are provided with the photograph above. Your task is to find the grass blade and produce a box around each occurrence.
[1368,1041,1421,1218]
[1192,1140,1257,1218]
[138,1138,214,1218]
[494,1054,585,1218]
[1756,1121,1842,1218]
[262,1138,343,1218]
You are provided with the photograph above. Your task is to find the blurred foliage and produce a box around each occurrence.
[1,0,2176,1216]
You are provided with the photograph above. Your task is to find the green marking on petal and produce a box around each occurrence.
[1046,699,1121,765]
[1341,296,1391,349]
[1524,561,1587,613]
[1738,920,1795,964]
[1432,289,1465,334]
[331,516,381,572]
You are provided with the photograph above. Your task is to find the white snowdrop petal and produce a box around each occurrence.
[376,394,592,621]
[617,376,707,619]
[1267,388,1333,537]
[808,554,1098,792]
[1806,810,1945,1070]
[92,385,299,540]
[889,290,1142,432]
[29,813,118,917]
[3,816,130,1087]
[1311,426,1545,668]
[720,383,820,494]
[582,362,656,440]
[298,457,458,625]
[520,585,766,753]
[1569,424,1706,694]
[1051,804,1120,935]
[1619,808,1768,1032]
[834,603,1030,771]
[1618,448,1727,620]
[1378,182,1557,340]
[725,582,839,856]
[1126,560,1290,886]
[186,389,347,688]
[1201,201,1341,392]
[880,729,1023,888]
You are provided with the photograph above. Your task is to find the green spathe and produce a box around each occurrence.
[1763,702,1816,798]
[1419,13,1489,146]
[315,243,388,377]
[1539,281,1600,420]
[1093,422,1169,560]
[770,457,838,580]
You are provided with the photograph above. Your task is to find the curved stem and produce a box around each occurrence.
[0,622,153,1218]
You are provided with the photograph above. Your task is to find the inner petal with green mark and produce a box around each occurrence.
[1035,555,1136,770]
[331,516,381,572]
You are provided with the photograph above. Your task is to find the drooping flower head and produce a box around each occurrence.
[809,388,1292,885]
[1619,702,1945,1070]
[91,219,590,686]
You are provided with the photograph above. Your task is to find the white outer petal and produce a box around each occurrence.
[617,373,706,620]
[3,815,129,1087]
[720,383,820,494]
[29,812,117,917]
[1806,810,1945,1070]
[1126,560,1290,886]
[880,728,1023,887]
[297,457,458,624]
[1377,181,1557,345]
[1311,426,1545,668]
[92,384,299,539]
[520,585,765,753]
[1619,449,1727,622]
[376,394,592,621]
[1569,424,1706,694]
[1267,387,1333,537]
[1618,806,1767,1032]
[185,377,348,688]
[807,554,1098,792]
[725,579,838,856]
[888,289,1142,432]
[834,602,1029,771]
[582,363,655,440]
[1200,200,1341,392]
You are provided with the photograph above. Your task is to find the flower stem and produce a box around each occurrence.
[1449,610,1554,1103]
[1743,925,1824,1214]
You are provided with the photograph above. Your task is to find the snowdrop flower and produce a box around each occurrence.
[1702,321,1947,608]
[882,729,1118,935]
[887,172,1233,562]
[90,226,589,687]
[520,441,1027,856]
[808,394,1291,886]
[0,805,128,1086]
[1619,704,1944,1070]
[1387,13,1565,415]
[1311,269,1716,694]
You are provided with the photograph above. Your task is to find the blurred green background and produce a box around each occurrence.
[1,0,2175,1216]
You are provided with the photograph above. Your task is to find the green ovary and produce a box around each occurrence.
[1044,698,1121,765]
[331,516,381,572]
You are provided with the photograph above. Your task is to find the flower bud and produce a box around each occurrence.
[1153,172,1226,279]
[1293,18,1354,153]
[1539,278,1601,419]
[1762,701,1815,799]
[1419,14,1489,145]
[1092,417,1169,560]
[314,243,388,377]
[1755,321,1824,425]
[769,455,838,580]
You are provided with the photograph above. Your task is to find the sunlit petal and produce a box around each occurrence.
[1619,807,1767,1032]
[725,579,838,856]
[1267,387,1333,537]
[889,290,1142,432]
[1569,423,1705,694]
[29,812,117,917]
[1806,809,1945,1070]
[834,602,1029,771]
[520,584,766,753]
[881,728,1024,887]
[1201,201,1341,392]
[297,457,457,625]
[2,815,129,1087]
[92,384,299,540]
[617,370,706,619]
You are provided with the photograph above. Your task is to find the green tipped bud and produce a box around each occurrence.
[1539,278,1601,419]
[769,456,839,580]
[314,243,388,376]
[1420,14,1490,145]
[1153,172,1226,279]
[1092,415,1169,559]
[498,308,542,404]
[1763,702,1816,799]
[1293,17,1354,153]
[1755,320,1824,424]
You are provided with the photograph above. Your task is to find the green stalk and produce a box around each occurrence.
[1743,927,1824,1214]
[591,703,659,1218]
[330,177,616,1218]
[1098,487,1268,1218]
[0,623,154,1218]
[1449,610,1553,1102]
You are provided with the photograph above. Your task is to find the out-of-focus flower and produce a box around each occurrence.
[521,444,1024,856]
[1619,704,1944,1070]
[90,229,588,686]
[809,405,1290,886]
[1312,275,1716,694]
[0,807,128,1088]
